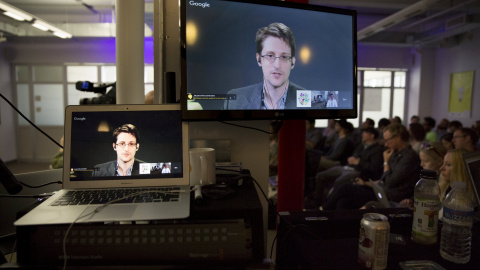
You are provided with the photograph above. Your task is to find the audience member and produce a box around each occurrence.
[352,118,375,148]
[317,119,354,172]
[391,116,402,125]
[377,118,391,144]
[452,127,479,152]
[447,120,463,133]
[440,132,454,151]
[308,127,383,208]
[396,142,447,208]
[440,148,476,203]
[410,115,420,124]
[322,123,421,210]
[436,118,449,142]
[322,119,337,153]
[409,122,426,154]
[306,119,324,151]
[423,116,437,142]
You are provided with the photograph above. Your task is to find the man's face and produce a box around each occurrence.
[452,130,468,149]
[361,131,373,143]
[113,132,138,163]
[383,130,399,151]
[256,36,295,90]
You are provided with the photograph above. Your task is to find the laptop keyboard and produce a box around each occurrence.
[51,187,181,206]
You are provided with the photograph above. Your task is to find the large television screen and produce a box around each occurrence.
[180,0,357,121]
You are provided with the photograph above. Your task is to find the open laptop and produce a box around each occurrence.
[463,151,480,221]
[15,104,190,226]
[369,180,390,208]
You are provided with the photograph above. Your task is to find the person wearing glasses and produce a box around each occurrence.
[223,22,304,110]
[452,127,479,152]
[92,124,144,177]
[322,123,421,210]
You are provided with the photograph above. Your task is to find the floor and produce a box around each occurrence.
[1,161,278,265]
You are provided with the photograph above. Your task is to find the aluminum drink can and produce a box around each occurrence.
[358,213,390,269]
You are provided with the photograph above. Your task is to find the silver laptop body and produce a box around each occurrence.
[463,151,480,221]
[15,104,190,226]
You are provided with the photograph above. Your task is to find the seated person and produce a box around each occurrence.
[308,127,384,208]
[317,119,354,172]
[322,123,421,210]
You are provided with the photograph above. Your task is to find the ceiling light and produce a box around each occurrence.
[32,21,49,31]
[0,1,33,21]
[0,0,72,39]
[53,31,72,39]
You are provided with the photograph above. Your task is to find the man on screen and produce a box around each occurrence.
[224,22,305,110]
[92,124,144,177]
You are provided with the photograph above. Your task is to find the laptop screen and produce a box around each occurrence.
[463,151,480,207]
[63,104,189,189]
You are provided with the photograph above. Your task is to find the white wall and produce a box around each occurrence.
[433,30,480,127]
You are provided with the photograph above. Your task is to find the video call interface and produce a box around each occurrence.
[184,0,355,111]
[68,110,184,181]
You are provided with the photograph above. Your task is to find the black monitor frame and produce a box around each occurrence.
[180,0,358,121]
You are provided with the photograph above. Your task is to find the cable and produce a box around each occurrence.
[219,120,282,135]
[0,93,63,149]
[19,180,62,188]
[0,193,54,198]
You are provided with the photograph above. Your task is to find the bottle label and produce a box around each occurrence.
[443,207,474,226]
[412,197,440,237]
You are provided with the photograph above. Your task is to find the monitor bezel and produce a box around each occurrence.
[179,0,358,121]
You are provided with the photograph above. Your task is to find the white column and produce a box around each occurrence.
[115,0,145,104]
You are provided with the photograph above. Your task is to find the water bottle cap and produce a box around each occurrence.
[420,169,437,179]
[452,181,467,189]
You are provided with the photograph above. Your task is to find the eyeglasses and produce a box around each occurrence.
[116,142,137,148]
[384,135,397,143]
[421,143,442,157]
[261,54,292,63]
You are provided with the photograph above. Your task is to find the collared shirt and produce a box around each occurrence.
[261,79,288,110]
[116,162,133,176]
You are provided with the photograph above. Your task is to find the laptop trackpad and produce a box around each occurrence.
[78,205,137,222]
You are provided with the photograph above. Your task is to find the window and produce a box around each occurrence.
[315,69,407,129]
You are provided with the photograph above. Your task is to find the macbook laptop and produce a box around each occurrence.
[15,104,190,226]
[463,151,480,221]
[369,180,390,208]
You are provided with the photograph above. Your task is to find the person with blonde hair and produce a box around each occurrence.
[440,148,476,203]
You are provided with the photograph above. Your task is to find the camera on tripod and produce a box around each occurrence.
[75,81,116,105]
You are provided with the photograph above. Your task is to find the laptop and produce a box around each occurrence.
[369,180,390,208]
[463,151,480,221]
[15,104,190,226]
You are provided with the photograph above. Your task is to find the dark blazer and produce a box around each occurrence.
[223,82,305,110]
[92,159,144,177]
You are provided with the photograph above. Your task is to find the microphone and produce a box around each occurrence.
[0,158,23,194]
[194,185,203,205]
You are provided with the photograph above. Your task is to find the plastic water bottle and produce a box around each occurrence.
[411,170,441,244]
[440,181,474,264]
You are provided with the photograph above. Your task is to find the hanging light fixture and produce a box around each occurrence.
[0,0,73,39]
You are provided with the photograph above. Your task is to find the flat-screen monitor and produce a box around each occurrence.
[180,0,357,121]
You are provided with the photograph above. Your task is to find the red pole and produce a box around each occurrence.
[277,120,306,212]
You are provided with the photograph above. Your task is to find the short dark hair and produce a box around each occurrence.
[409,122,426,141]
[424,116,436,128]
[112,124,140,144]
[365,118,375,128]
[459,127,479,145]
[256,22,296,58]
[362,127,379,139]
[378,118,391,129]
[448,120,463,129]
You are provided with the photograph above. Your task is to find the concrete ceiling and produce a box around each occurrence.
[1,0,479,48]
